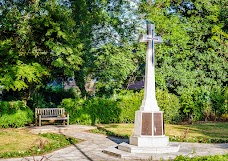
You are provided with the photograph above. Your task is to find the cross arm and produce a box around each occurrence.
[138,34,162,43]
[153,36,162,43]
[138,34,150,42]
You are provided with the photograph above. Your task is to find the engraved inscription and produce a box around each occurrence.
[154,113,163,136]
[141,113,152,135]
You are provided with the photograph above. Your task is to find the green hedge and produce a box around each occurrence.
[60,98,88,124]
[86,97,120,124]
[60,90,142,125]
[179,86,228,123]
[116,90,142,123]
[60,97,120,125]
[174,154,228,161]
[0,101,33,128]
[156,89,181,123]
[60,89,181,125]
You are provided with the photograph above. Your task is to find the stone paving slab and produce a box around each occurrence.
[103,142,228,160]
[0,125,227,161]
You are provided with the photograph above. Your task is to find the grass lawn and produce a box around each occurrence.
[166,123,228,139]
[95,122,228,142]
[0,128,49,153]
[0,128,79,158]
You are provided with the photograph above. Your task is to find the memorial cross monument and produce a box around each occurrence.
[103,23,180,155]
[130,23,169,147]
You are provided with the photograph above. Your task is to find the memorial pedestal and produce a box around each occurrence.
[114,109,180,154]
[130,110,169,147]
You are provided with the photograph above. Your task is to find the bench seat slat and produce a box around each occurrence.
[40,117,68,121]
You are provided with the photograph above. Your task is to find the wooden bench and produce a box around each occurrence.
[35,108,69,126]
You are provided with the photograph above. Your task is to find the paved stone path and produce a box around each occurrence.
[0,125,227,161]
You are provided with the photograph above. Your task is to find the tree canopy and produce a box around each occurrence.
[138,0,227,95]
[0,0,84,99]
[0,0,227,121]
[140,0,227,121]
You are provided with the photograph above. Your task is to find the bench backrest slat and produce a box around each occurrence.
[35,108,65,117]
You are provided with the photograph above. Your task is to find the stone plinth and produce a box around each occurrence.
[130,135,169,147]
[118,142,180,153]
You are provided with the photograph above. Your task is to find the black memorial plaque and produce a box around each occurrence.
[154,113,163,136]
[141,113,152,135]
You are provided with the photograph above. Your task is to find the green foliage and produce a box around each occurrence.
[170,136,228,144]
[91,43,140,96]
[180,90,198,123]
[0,101,33,128]
[174,154,228,161]
[210,87,227,118]
[28,92,49,109]
[60,89,182,125]
[26,85,82,109]
[156,89,181,123]
[60,97,120,125]
[85,97,120,124]
[0,0,227,123]
[0,151,31,159]
[116,90,143,123]
[139,0,227,99]
[60,90,141,125]
[60,87,224,125]
[72,0,144,97]
[60,98,92,125]
[179,86,227,123]
[0,0,142,99]
[0,0,83,99]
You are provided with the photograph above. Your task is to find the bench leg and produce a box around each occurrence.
[39,115,41,126]
[67,114,69,126]
[35,118,37,126]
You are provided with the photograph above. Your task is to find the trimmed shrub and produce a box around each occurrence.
[156,89,181,123]
[60,98,92,125]
[60,90,142,125]
[85,97,120,124]
[117,89,181,124]
[60,89,182,125]
[0,101,33,128]
[60,97,120,125]
[117,90,143,123]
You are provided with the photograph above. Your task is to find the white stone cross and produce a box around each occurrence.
[139,23,162,112]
